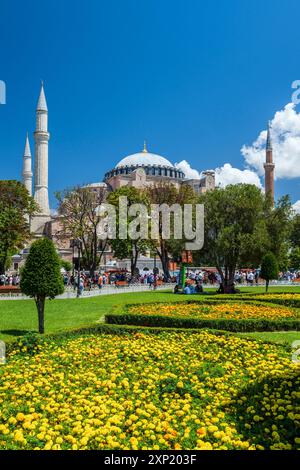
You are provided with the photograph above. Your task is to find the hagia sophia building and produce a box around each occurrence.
[14,83,274,271]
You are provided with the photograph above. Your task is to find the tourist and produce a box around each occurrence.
[183,283,191,295]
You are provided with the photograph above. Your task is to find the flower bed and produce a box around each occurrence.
[232,294,300,309]
[105,301,300,332]
[128,302,298,320]
[0,331,299,450]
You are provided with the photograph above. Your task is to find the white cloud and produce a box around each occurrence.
[241,102,300,179]
[175,160,262,187]
[175,160,201,179]
[293,200,300,214]
[215,163,262,188]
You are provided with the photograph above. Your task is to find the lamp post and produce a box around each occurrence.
[153,251,159,290]
[69,239,76,289]
[73,238,82,298]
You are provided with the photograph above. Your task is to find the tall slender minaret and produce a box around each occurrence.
[32,82,51,232]
[22,133,33,196]
[264,121,275,204]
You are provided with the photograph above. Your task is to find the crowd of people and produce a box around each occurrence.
[184,268,300,286]
[1,267,299,295]
[0,273,20,287]
[61,270,169,294]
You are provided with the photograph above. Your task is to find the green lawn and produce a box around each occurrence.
[237,331,300,345]
[0,285,300,343]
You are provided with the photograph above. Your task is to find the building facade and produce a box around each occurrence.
[14,83,275,273]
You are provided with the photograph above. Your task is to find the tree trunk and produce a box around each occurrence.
[35,296,45,334]
[217,265,236,294]
[161,251,170,281]
[266,279,269,293]
[0,260,5,276]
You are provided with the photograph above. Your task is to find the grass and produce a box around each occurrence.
[0,285,300,343]
[237,330,300,345]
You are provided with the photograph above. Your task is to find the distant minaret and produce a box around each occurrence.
[264,121,275,204]
[34,81,50,216]
[22,133,33,196]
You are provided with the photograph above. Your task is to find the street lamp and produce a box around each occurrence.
[153,251,158,290]
[71,238,82,298]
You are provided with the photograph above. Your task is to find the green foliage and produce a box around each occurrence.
[20,238,64,334]
[261,253,279,291]
[60,259,72,272]
[230,371,299,449]
[146,182,198,279]
[290,214,300,249]
[20,238,64,299]
[105,313,300,332]
[196,184,268,288]
[108,186,152,274]
[56,185,108,275]
[264,196,293,270]
[0,180,37,274]
[15,332,43,356]
[289,247,300,270]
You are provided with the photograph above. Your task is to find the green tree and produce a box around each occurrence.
[56,185,108,275]
[146,183,198,280]
[108,186,151,276]
[260,252,279,292]
[265,195,293,270]
[20,238,64,334]
[289,247,300,270]
[197,184,269,293]
[290,214,300,249]
[60,259,72,272]
[0,180,37,274]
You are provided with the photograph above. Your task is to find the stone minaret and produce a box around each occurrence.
[31,82,51,233]
[264,121,275,204]
[22,133,33,196]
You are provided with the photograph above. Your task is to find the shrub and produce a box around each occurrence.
[20,238,64,334]
[105,313,300,332]
[260,253,279,292]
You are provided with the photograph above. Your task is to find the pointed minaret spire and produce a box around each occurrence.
[264,120,275,205]
[22,133,33,196]
[37,80,48,111]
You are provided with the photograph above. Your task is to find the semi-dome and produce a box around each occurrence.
[116,143,174,168]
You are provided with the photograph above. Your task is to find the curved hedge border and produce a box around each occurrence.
[105,313,300,332]
[218,295,300,309]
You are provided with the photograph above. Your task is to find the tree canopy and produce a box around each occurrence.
[146,183,198,279]
[56,185,108,275]
[107,186,151,276]
[20,238,64,333]
[0,180,37,274]
[260,252,279,292]
[196,184,269,292]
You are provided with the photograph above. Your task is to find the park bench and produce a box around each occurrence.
[115,280,129,287]
[0,286,21,294]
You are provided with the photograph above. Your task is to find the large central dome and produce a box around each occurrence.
[104,143,186,186]
[116,152,173,168]
[116,144,173,168]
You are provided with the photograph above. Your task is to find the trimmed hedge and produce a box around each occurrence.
[105,313,300,332]
[219,295,300,309]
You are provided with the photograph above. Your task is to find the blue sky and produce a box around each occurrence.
[1,0,300,208]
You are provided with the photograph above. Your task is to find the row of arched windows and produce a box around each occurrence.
[104,166,185,180]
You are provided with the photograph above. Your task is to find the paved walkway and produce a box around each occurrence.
[0,281,297,301]
[0,283,175,301]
